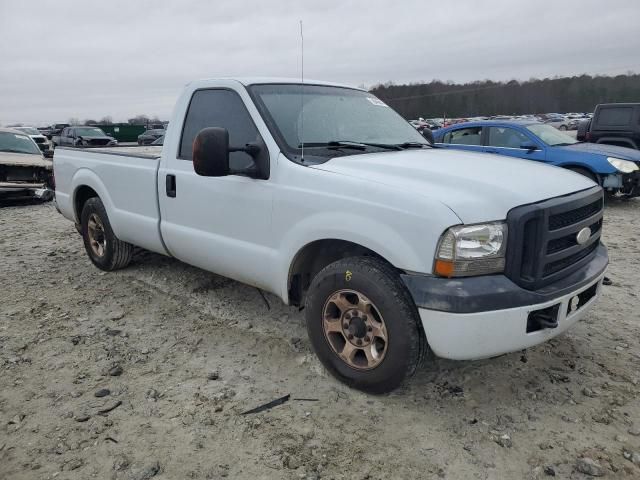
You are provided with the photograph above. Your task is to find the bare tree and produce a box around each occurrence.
[99,116,113,125]
[128,115,149,125]
[68,117,81,126]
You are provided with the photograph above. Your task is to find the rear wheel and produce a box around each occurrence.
[80,197,133,271]
[305,256,425,393]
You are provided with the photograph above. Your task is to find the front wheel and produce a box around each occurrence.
[305,256,425,393]
[80,197,133,271]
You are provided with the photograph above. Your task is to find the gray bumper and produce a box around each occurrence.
[401,244,608,313]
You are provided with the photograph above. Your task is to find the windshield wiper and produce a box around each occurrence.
[299,141,404,151]
[397,142,429,149]
[0,148,33,154]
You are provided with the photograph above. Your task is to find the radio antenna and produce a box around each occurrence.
[299,20,305,162]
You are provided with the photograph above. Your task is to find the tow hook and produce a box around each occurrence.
[526,304,560,333]
[531,311,558,329]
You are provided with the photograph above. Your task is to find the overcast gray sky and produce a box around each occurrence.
[1,0,639,125]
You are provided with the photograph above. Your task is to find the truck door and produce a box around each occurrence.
[157,88,275,291]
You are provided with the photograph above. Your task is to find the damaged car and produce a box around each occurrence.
[0,128,53,201]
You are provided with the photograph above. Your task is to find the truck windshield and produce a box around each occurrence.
[249,84,428,160]
[0,131,41,155]
[75,127,106,137]
[526,124,579,146]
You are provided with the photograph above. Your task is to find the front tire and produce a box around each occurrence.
[80,197,133,271]
[305,256,425,393]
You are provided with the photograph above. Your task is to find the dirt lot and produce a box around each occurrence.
[1,199,639,480]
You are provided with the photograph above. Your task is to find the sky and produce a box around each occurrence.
[1,0,639,125]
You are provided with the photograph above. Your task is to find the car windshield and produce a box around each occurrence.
[249,84,428,160]
[0,131,41,155]
[15,127,40,135]
[75,127,106,137]
[526,124,579,146]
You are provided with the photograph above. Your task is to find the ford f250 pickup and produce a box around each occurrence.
[53,78,608,393]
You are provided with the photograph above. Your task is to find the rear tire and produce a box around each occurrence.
[80,197,133,271]
[305,256,425,393]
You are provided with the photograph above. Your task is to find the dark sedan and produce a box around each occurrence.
[137,129,165,145]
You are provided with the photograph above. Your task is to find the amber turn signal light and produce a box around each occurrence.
[434,259,454,277]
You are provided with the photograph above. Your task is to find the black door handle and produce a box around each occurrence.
[166,174,176,197]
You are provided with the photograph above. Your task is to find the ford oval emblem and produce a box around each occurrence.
[576,227,591,245]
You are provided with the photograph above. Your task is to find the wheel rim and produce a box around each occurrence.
[87,213,107,257]
[322,289,388,370]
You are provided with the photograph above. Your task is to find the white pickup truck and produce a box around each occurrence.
[53,78,608,392]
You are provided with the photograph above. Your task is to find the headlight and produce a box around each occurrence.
[607,157,639,173]
[434,221,507,277]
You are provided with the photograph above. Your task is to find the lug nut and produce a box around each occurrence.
[367,326,372,332]
[347,333,354,340]
[345,313,351,319]
[362,314,367,321]
[357,339,362,345]
[343,323,349,329]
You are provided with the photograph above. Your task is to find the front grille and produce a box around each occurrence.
[505,187,604,290]
[547,219,602,254]
[544,241,598,276]
[88,139,110,146]
[549,199,602,230]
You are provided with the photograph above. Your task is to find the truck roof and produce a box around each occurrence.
[190,77,363,90]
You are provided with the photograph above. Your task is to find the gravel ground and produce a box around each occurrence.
[1,199,639,480]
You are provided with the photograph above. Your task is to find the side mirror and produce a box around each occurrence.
[421,128,434,144]
[520,143,539,152]
[43,150,54,158]
[193,127,230,177]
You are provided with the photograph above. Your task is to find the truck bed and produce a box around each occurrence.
[53,146,167,255]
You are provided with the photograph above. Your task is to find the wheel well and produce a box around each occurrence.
[287,239,390,307]
[74,185,99,222]
[563,165,599,183]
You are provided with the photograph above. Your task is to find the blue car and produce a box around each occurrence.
[432,120,640,197]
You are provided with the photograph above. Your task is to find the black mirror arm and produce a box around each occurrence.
[228,143,260,156]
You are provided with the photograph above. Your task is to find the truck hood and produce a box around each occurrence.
[559,142,640,162]
[311,148,595,223]
[0,151,52,169]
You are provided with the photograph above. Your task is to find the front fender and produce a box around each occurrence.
[277,211,436,301]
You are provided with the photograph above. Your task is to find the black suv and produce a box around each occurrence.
[577,103,640,149]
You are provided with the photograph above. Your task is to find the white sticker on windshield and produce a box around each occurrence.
[367,97,389,107]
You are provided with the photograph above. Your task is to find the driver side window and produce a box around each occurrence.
[179,89,261,171]
[487,127,530,148]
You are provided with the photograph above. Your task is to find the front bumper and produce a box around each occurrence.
[402,244,608,360]
[603,171,640,197]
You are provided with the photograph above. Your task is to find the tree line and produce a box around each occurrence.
[370,73,640,119]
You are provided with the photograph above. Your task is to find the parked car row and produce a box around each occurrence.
[411,112,593,132]
[52,126,118,148]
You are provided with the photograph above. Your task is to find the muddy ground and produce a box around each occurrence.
[1,199,639,480]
